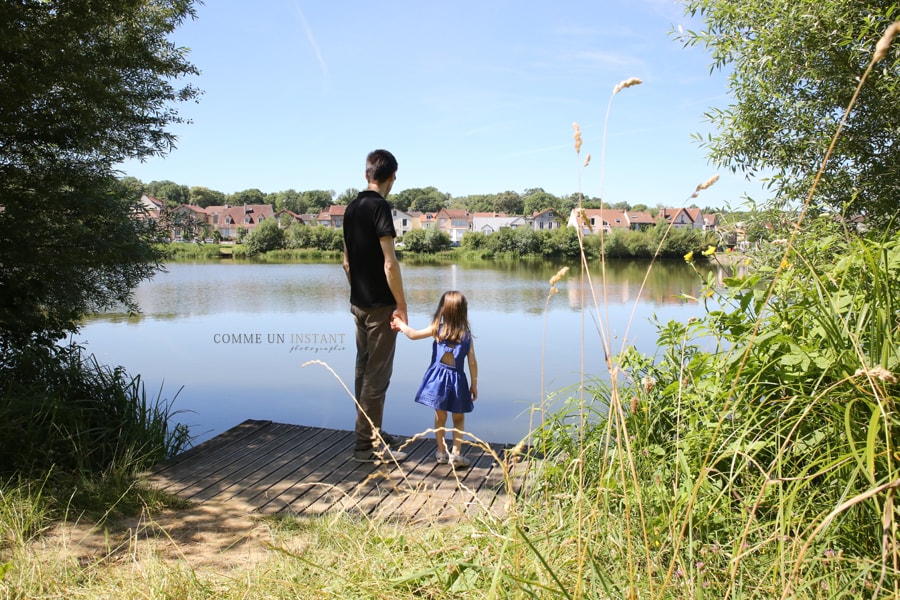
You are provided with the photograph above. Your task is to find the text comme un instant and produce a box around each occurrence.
[212,333,346,345]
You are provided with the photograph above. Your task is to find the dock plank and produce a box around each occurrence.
[147,420,532,523]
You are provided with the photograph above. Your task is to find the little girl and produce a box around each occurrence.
[393,291,478,469]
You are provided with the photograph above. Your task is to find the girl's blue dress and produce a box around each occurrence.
[414,334,473,413]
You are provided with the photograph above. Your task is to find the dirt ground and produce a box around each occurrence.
[34,500,281,574]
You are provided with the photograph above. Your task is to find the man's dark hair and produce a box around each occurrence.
[366,149,398,183]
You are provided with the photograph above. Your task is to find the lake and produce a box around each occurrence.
[76,258,721,447]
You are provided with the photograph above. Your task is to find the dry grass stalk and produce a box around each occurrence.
[573,122,583,154]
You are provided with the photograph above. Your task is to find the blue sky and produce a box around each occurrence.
[119,0,769,210]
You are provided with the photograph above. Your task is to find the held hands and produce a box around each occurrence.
[390,306,408,332]
[391,315,408,333]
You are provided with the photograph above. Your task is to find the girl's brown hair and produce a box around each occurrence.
[430,290,471,344]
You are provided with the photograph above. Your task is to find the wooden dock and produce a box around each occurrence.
[147,420,532,524]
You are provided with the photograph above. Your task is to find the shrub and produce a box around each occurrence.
[244,219,285,255]
[0,344,191,478]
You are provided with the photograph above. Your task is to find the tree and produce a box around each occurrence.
[147,180,189,206]
[244,218,285,255]
[189,186,226,208]
[300,189,335,212]
[681,1,900,228]
[522,189,559,216]
[452,194,494,213]
[229,188,267,205]
[335,188,359,205]
[0,0,200,348]
[494,191,523,215]
[393,187,449,213]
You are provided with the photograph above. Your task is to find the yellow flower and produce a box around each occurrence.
[684,251,694,263]
[702,245,716,256]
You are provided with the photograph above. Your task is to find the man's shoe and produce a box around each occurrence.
[435,451,449,464]
[352,447,408,464]
[379,431,406,449]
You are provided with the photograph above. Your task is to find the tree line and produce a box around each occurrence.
[131,177,725,219]
[241,212,716,261]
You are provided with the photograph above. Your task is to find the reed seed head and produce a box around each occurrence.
[874,22,900,63]
[573,122,583,154]
[549,266,569,297]
[613,77,643,95]
[549,266,570,287]
[508,439,527,458]
[691,174,720,198]
[854,366,898,384]
[584,153,591,167]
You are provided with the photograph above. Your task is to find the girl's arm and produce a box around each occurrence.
[393,318,434,341]
[467,340,478,401]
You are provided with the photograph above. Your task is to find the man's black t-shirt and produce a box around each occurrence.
[343,190,397,307]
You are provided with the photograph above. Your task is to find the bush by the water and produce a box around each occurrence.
[0,343,191,478]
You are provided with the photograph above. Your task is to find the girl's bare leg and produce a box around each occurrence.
[450,412,466,455]
[434,410,448,454]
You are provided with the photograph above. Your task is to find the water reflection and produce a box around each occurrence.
[79,259,726,446]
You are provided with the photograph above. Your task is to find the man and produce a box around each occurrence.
[343,149,408,463]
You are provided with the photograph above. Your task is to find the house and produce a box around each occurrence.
[531,209,560,231]
[658,207,703,230]
[169,204,211,241]
[472,212,528,234]
[138,194,165,219]
[434,208,471,243]
[702,213,719,232]
[315,204,346,228]
[418,212,437,229]
[566,208,630,234]
[392,208,416,237]
[274,209,304,228]
[204,204,275,240]
[623,211,655,231]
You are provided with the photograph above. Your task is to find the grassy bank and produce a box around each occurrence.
[2,223,897,598]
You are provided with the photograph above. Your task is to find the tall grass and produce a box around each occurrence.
[0,344,191,479]
[517,24,900,598]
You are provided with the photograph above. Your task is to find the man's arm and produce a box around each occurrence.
[379,236,407,326]
[342,243,351,284]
